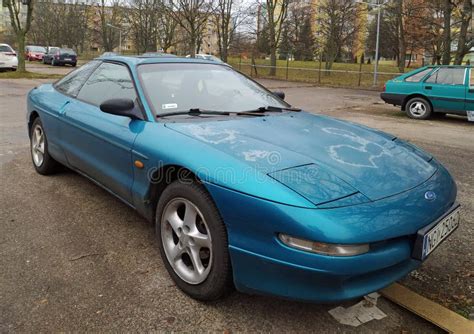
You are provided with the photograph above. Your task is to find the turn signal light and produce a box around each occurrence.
[279,234,369,256]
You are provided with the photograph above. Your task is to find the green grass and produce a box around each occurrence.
[227,57,415,90]
[0,70,62,80]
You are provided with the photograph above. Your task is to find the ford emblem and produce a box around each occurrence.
[424,191,436,201]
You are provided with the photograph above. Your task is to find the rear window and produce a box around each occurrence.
[405,68,432,82]
[0,45,13,52]
[60,48,76,55]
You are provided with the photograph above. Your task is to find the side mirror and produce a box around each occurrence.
[273,91,285,100]
[100,98,143,120]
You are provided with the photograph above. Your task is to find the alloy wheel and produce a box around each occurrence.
[31,124,45,167]
[161,197,213,285]
[409,101,426,117]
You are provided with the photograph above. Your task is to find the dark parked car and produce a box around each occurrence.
[46,48,77,66]
[42,47,60,64]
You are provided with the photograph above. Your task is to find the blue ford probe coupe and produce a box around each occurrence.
[27,56,460,302]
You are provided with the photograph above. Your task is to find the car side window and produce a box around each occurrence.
[54,61,99,97]
[405,68,432,82]
[77,62,137,106]
[426,68,465,85]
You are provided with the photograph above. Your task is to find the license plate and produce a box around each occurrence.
[467,111,474,122]
[412,205,460,260]
[64,58,71,61]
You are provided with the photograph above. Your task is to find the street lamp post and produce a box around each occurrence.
[106,23,122,54]
[356,0,389,86]
[374,4,382,86]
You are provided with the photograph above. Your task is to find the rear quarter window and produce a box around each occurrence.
[405,68,433,82]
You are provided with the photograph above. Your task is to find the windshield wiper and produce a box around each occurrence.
[156,108,265,118]
[243,105,302,113]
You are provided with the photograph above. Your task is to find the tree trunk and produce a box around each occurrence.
[397,0,406,73]
[269,48,277,76]
[454,0,472,65]
[17,33,26,72]
[441,0,452,65]
[222,48,228,63]
[190,34,197,57]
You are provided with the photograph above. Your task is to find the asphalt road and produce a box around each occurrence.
[1,68,472,332]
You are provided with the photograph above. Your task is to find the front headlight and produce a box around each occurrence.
[279,234,369,256]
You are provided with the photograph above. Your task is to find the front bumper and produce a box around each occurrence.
[28,54,43,60]
[205,163,457,302]
[380,92,406,106]
[230,245,420,302]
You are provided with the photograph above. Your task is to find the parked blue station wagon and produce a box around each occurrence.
[27,56,460,302]
[381,65,473,121]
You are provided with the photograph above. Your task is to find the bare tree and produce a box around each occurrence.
[213,0,251,62]
[157,6,178,52]
[284,2,315,61]
[317,0,358,71]
[4,0,35,72]
[29,1,56,47]
[99,0,127,52]
[263,0,290,75]
[62,1,89,53]
[130,0,161,53]
[453,0,473,64]
[441,0,454,64]
[164,0,214,57]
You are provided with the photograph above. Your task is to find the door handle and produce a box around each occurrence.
[59,100,71,115]
[425,86,432,90]
[469,89,474,93]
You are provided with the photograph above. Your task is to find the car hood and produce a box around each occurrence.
[165,112,437,204]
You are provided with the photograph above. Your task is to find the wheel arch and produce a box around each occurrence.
[145,164,205,223]
[28,111,40,138]
[402,94,433,112]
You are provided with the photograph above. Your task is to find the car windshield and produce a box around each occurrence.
[49,47,59,53]
[138,63,288,115]
[29,46,46,52]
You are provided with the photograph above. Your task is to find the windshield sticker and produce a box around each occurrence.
[162,103,178,110]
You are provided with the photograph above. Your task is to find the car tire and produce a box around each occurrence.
[406,97,432,120]
[51,59,56,66]
[72,63,77,67]
[155,180,233,301]
[30,117,60,175]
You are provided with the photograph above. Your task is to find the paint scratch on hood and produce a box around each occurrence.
[184,124,239,145]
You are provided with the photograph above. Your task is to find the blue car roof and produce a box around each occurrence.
[95,55,222,67]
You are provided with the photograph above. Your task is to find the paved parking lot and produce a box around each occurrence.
[0,66,472,332]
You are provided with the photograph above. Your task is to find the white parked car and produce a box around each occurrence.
[186,54,224,63]
[0,43,18,71]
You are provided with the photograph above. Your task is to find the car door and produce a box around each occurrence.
[423,67,466,113]
[466,67,474,118]
[43,61,100,163]
[59,61,144,204]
